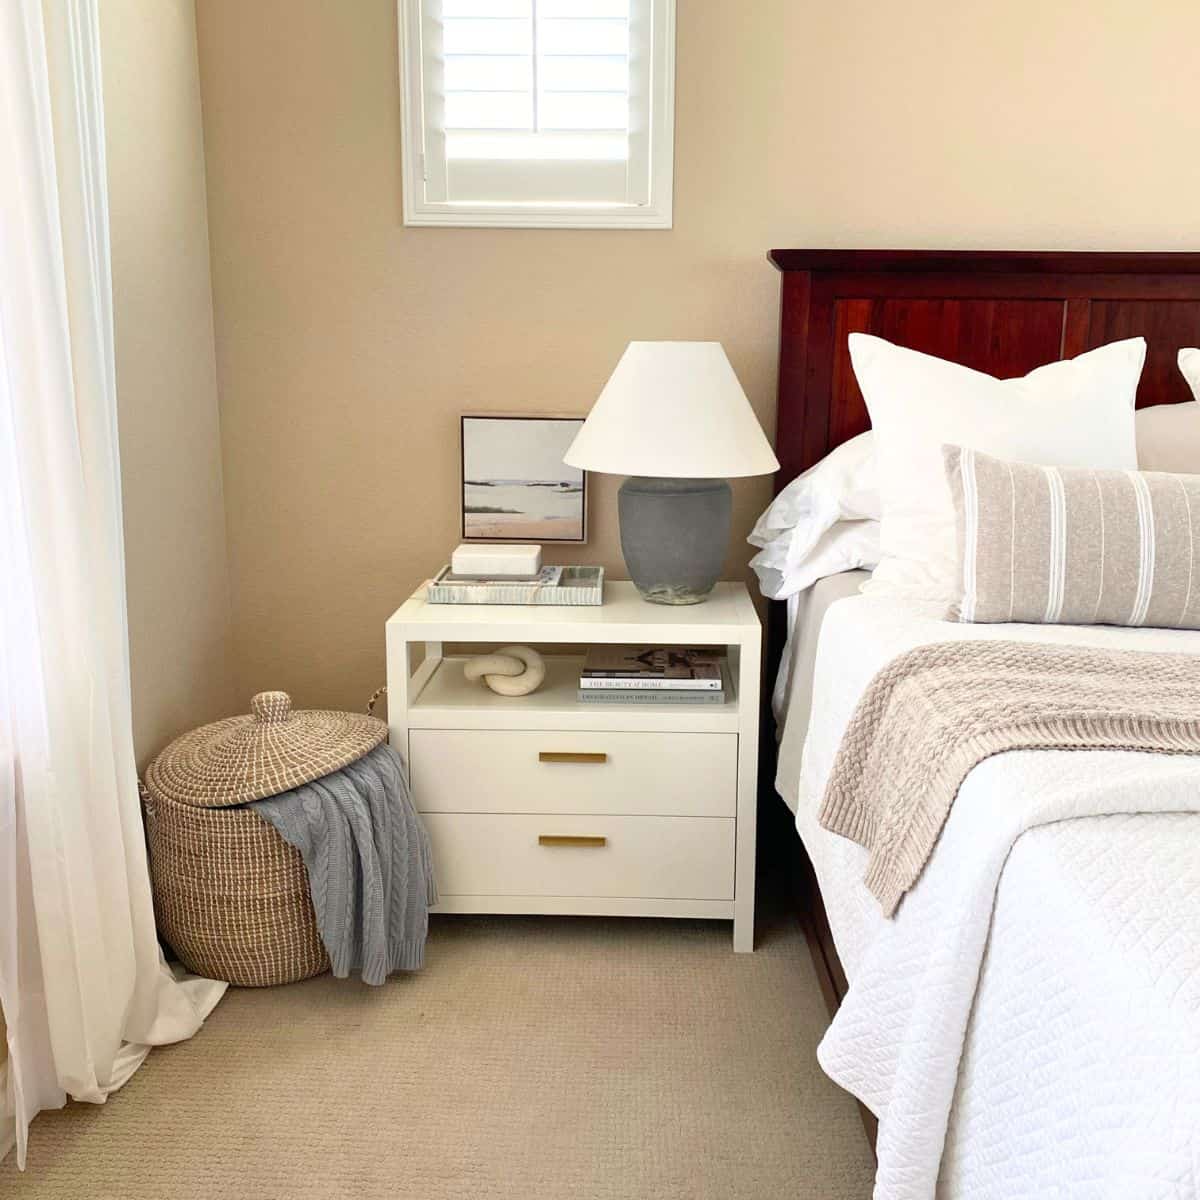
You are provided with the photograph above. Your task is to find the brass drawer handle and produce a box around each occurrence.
[538,835,608,848]
[538,751,607,764]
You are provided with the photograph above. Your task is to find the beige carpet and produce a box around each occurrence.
[1,908,874,1199]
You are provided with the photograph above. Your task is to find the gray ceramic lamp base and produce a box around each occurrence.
[617,476,731,605]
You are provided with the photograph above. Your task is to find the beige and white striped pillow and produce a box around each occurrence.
[944,444,1200,628]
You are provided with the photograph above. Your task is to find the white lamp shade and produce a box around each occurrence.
[564,342,780,478]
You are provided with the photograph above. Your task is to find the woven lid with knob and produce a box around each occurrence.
[144,691,388,809]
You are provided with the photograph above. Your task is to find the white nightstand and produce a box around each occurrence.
[385,581,762,951]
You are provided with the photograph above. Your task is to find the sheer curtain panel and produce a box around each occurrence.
[0,0,225,1168]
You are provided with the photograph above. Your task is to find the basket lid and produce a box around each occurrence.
[145,691,387,809]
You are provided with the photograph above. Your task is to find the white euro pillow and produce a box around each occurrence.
[1134,350,1200,473]
[849,334,1145,603]
[1182,348,1200,398]
[747,431,879,600]
[1137,406,1200,474]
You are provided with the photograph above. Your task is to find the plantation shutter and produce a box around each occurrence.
[415,0,655,208]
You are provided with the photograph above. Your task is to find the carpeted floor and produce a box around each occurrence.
[0,905,874,1199]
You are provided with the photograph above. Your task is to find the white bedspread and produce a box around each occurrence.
[784,594,1200,1200]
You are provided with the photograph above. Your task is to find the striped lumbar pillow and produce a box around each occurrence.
[944,444,1200,628]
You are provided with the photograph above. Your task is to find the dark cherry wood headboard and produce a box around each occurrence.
[767,249,1200,490]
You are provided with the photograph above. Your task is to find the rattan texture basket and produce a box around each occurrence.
[142,783,329,987]
[141,690,386,987]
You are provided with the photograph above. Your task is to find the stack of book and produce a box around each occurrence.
[578,646,726,705]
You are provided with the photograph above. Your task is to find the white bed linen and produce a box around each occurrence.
[780,594,1200,1200]
[772,570,869,729]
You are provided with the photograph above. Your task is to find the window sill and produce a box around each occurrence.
[401,203,673,231]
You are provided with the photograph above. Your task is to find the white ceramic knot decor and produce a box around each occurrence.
[462,645,546,696]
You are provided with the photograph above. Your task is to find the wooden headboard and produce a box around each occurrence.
[767,249,1200,490]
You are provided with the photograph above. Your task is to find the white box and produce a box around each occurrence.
[451,543,542,578]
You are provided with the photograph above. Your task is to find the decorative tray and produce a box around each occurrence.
[426,565,604,606]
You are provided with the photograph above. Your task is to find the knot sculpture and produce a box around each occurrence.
[462,645,546,697]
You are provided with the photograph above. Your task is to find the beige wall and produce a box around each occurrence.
[194,0,1200,713]
[101,0,235,764]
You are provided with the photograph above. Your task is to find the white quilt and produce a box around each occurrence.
[788,594,1200,1200]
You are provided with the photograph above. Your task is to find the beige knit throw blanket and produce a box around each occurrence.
[818,640,1200,917]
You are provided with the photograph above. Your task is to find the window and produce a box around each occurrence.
[399,0,675,228]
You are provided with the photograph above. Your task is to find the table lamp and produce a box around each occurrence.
[564,341,779,604]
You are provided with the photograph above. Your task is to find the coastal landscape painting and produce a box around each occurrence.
[461,415,586,543]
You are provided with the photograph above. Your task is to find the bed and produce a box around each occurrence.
[764,250,1200,1198]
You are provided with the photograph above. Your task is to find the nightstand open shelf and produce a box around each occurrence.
[407,654,740,734]
[386,581,761,950]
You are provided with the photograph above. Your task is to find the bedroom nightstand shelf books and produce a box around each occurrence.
[385,581,762,951]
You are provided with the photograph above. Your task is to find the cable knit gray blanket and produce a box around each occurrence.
[819,640,1200,917]
[253,743,437,984]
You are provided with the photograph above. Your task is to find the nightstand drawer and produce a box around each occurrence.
[423,813,735,900]
[409,729,737,817]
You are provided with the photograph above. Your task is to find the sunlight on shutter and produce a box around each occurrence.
[401,0,672,225]
[438,0,633,201]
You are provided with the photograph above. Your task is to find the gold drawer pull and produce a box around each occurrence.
[538,751,607,764]
[538,835,607,848]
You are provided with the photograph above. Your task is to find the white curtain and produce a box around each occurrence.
[0,0,225,1168]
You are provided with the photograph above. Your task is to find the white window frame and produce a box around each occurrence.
[398,0,675,229]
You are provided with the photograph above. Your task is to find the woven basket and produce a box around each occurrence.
[141,783,330,987]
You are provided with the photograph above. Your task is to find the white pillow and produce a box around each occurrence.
[1134,351,1200,473]
[849,334,1145,603]
[1181,348,1200,399]
[749,518,880,601]
[747,432,879,600]
[749,430,878,543]
[1137,401,1200,474]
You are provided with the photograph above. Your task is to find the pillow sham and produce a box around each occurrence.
[748,430,878,544]
[1136,399,1200,474]
[848,334,1146,605]
[1181,348,1200,399]
[747,431,880,600]
[749,518,880,601]
[944,444,1200,629]
[1129,350,1200,473]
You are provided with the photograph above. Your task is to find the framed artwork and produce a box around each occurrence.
[460,415,587,543]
